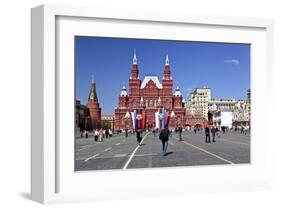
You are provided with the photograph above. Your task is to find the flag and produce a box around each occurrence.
[155,111,159,129]
[134,110,137,129]
[163,109,166,128]
[142,111,146,129]
[131,112,135,129]
[166,111,169,128]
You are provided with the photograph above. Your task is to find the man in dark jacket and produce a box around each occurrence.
[205,126,210,143]
[159,127,170,156]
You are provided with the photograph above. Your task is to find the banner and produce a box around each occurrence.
[131,112,135,129]
[134,110,137,129]
[155,111,159,129]
[162,110,166,128]
[166,111,169,128]
[141,111,146,129]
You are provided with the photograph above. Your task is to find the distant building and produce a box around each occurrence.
[75,100,88,132]
[213,110,233,128]
[186,88,250,127]
[101,115,115,130]
[187,87,211,120]
[114,51,186,131]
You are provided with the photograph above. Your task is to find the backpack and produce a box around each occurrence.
[159,130,165,140]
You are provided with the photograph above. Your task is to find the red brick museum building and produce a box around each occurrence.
[114,51,188,131]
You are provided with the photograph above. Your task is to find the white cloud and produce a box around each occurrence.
[224,59,239,65]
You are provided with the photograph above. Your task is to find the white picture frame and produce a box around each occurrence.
[31,4,274,204]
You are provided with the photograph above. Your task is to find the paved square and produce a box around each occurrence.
[75,130,250,171]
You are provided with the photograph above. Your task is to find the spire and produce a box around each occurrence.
[174,83,182,96]
[88,77,98,101]
[120,81,128,96]
[131,49,139,79]
[164,51,171,80]
[165,51,169,66]
[133,48,137,65]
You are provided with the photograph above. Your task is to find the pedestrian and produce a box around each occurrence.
[215,127,220,138]
[153,128,156,137]
[159,127,170,156]
[194,128,197,134]
[222,126,226,134]
[244,126,248,135]
[99,129,103,142]
[108,129,112,137]
[241,126,244,134]
[136,129,142,145]
[102,129,106,139]
[105,129,109,138]
[205,126,210,143]
[125,128,128,137]
[211,126,216,142]
[85,130,88,139]
[94,129,99,141]
[178,126,183,141]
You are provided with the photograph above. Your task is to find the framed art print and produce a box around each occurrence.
[31,4,274,204]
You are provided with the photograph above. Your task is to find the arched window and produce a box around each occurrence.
[150,100,153,107]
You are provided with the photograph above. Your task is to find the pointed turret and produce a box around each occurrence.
[164,51,171,80]
[88,75,99,101]
[131,49,139,80]
[165,53,169,66]
[120,81,128,97]
[174,84,182,97]
[133,48,137,65]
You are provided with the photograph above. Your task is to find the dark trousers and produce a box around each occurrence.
[205,134,210,143]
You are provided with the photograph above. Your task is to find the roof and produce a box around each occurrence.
[141,76,162,89]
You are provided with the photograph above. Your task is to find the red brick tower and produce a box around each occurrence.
[173,84,186,127]
[129,49,141,110]
[162,53,173,110]
[86,76,101,130]
[115,82,131,130]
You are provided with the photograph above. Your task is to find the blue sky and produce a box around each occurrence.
[75,36,250,115]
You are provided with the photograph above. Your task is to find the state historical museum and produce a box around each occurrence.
[114,51,186,131]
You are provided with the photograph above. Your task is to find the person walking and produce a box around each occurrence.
[136,129,142,145]
[211,126,216,142]
[153,128,156,137]
[159,127,170,156]
[125,128,128,137]
[241,126,244,134]
[94,129,99,141]
[178,126,183,141]
[99,129,103,142]
[205,126,210,143]
[215,127,220,139]
[108,129,112,138]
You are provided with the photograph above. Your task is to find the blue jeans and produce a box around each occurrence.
[162,141,168,155]
[212,134,216,142]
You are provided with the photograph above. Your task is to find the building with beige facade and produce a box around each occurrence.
[187,87,211,120]
[186,87,250,127]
